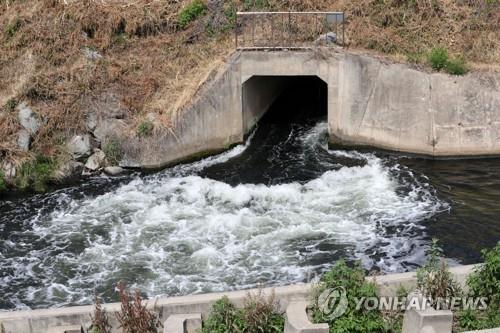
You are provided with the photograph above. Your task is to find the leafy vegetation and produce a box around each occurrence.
[178,0,207,29]
[15,155,57,192]
[201,291,284,333]
[103,137,123,165]
[311,260,392,333]
[0,170,7,192]
[137,120,154,138]
[427,47,468,75]
[416,238,460,309]
[457,244,500,331]
[4,16,21,38]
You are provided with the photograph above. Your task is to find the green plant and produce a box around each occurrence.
[4,17,21,38]
[201,292,284,333]
[137,120,154,138]
[0,170,7,192]
[311,260,389,333]
[243,0,268,10]
[178,0,207,29]
[406,51,424,64]
[416,239,460,309]
[458,244,500,331]
[445,56,468,75]
[16,155,57,192]
[4,98,17,112]
[90,295,111,333]
[103,137,123,165]
[428,47,449,71]
[201,296,243,333]
[115,282,162,333]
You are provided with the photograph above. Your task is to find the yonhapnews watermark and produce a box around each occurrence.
[317,287,489,320]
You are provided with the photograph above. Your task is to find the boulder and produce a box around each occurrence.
[85,149,106,171]
[93,118,127,142]
[17,129,31,151]
[53,161,84,183]
[104,166,125,176]
[2,161,16,179]
[67,135,92,159]
[85,112,98,132]
[17,102,41,134]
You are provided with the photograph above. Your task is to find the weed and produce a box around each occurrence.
[178,0,207,29]
[457,244,500,331]
[3,98,17,112]
[90,295,111,333]
[416,239,460,309]
[137,120,154,138]
[201,291,284,333]
[244,0,268,11]
[428,47,449,71]
[115,282,162,333]
[103,137,123,165]
[445,56,468,75]
[0,170,6,192]
[311,260,389,333]
[4,17,21,38]
[16,155,57,192]
[406,52,424,64]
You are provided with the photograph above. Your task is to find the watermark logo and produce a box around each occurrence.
[317,286,348,319]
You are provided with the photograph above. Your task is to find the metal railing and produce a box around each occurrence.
[235,11,345,50]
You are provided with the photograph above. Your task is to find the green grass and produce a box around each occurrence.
[178,0,207,29]
[103,137,123,165]
[445,56,468,75]
[137,120,154,138]
[16,155,57,192]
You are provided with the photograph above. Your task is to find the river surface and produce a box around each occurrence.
[1,81,500,310]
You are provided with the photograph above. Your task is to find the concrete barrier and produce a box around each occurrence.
[0,265,481,333]
[284,301,329,333]
[163,313,202,333]
[402,293,453,333]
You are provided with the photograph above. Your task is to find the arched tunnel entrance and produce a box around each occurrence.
[242,76,328,134]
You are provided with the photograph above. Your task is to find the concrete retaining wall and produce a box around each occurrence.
[0,265,478,333]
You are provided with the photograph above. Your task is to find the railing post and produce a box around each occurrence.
[235,13,238,49]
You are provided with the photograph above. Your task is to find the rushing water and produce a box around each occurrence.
[1,80,499,310]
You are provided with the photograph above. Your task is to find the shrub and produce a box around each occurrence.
[90,296,111,333]
[201,292,284,333]
[137,120,154,138]
[445,56,468,75]
[416,239,460,309]
[103,137,123,165]
[311,260,389,333]
[178,0,207,29]
[0,170,6,192]
[115,282,162,333]
[458,244,500,331]
[428,47,449,71]
[16,155,57,192]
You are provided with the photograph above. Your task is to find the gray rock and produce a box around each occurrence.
[17,130,31,151]
[17,102,41,134]
[85,150,106,171]
[85,112,98,132]
[82,47,102,60]
[93,118,127,142]
[67,135,92,159]
[104,166,125,176]
[2,161,16,179]
[315,32,337,45]
[53,161,84,183]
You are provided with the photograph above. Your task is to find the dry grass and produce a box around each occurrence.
[0,0,498,166]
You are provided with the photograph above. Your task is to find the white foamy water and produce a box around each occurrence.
[0,122,447,309]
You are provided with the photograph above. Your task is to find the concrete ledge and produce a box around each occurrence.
[284,301,329,333]
[163,313,202,333]
[463,329,500,333]
[0,265,480,333]
[47,326,84,333]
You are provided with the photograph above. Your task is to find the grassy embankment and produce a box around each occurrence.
[0,0,498,191]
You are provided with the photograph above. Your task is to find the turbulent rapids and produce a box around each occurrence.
[2,79,500,310]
